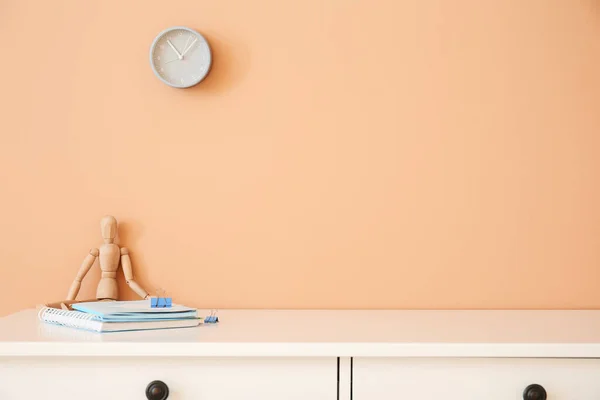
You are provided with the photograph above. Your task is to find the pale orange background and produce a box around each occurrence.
[1,0,600,316]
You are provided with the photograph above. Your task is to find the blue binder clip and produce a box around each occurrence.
[204,309,219,323]
[150,288,172,308]
[151,297,172,308]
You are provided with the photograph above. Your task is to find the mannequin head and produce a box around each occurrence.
[100,215,118,243]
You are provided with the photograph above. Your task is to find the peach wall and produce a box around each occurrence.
[2,0,600,316]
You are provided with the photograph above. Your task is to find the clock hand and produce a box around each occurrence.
[181,38,198,57]
[165,58,180,64]
[182,35,191,56]
[166,40,182,59]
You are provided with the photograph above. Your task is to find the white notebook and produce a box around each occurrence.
[38,307,201,333]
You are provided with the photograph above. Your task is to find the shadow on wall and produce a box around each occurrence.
[184,29,251,95]
[589,0,600,18]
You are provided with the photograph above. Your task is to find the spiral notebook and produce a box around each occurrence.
[38,306,201,333]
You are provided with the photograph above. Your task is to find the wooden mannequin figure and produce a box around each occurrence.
[66,215,148,301]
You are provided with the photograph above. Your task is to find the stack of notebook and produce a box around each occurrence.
[38,300,201,333]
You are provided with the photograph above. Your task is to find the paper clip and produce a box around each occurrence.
[204,309,219,323]
[150,288,172,308]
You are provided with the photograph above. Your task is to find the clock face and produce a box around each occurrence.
[149,27,212,88]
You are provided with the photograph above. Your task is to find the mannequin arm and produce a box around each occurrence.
[121,247,149,299]
[66,248,99,300]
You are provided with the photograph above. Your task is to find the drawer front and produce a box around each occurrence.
[0,357,336,400]
[354,357,600,400]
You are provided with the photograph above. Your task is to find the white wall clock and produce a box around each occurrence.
[149,26,212,88]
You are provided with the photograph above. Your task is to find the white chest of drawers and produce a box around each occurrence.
[1,309,600,399]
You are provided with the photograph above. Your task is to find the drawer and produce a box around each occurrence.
[0,357,336,400]
[353,357,600,399]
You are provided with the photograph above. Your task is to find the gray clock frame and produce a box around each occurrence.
[149,26,212,89]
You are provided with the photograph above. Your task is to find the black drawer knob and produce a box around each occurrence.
[146,380,169,400]
[523,383,547,400]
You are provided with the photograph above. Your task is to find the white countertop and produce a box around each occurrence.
[2,309,600,358]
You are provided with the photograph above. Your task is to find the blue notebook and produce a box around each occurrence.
[72,300,198,322]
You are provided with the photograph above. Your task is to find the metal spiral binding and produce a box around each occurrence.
[38,306,98,331]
